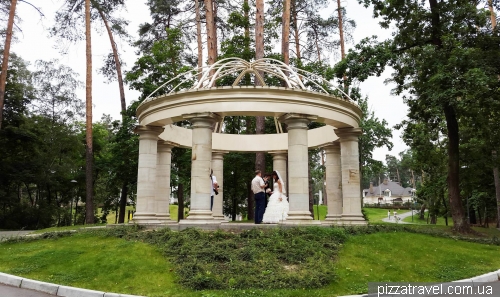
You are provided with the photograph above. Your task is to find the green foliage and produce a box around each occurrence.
[266,0,355,62]
[126,27,194,100]
[336,0,500,229]
[358,95,393,188]
[0,56,88,229]
[134,0,193,54]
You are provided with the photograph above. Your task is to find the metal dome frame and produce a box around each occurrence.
[144,57,352,102]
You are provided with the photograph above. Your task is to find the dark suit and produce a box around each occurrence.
[264,179,272,208]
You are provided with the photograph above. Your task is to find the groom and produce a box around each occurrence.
[251,170,268,224]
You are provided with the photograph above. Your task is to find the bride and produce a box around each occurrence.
[262,170,289,223]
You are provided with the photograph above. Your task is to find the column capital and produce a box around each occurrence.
[134,125,164,139]
[212,151,228,160]
[278,113,317,129]
[270,151,287,161]
[183,112,221,129]
[334,127,362,142]
[157,140,176,152]
[323,142,341,154]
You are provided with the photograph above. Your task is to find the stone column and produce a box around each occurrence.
[335,127,366,225]
[211,151,227,221]
[155,141,176,224]
[271,151,287,183]
[180,112,221,224]
[278,113,320,224]
[132,125,164,225]
[324,142,342,223]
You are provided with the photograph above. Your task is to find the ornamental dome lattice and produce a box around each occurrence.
[145,57,351,101]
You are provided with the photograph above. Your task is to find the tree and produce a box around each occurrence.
[335,0,500,232]
[0,0,17,129]
[134,0,194,54]
[205,0,217,75]
[195,0,202,79]
[357,95,393,189]
[84,0,94,224]
[0,55,86,229]
[282,0,290,65]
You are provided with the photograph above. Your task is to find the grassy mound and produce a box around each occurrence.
[1,225,500,297]
[110,227,348,290]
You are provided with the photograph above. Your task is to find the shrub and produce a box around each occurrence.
[104,227,349,290]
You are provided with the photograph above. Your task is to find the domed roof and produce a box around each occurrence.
[145,57,351,101]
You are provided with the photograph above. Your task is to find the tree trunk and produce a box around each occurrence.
[195,0,203,81]
[85,0,95,225]
[239,1,250,85]
[441,191,448,226]
[314,28,321,63]
[489,0,497,29]
[177,183,184,221]
[74,196,79,225]
[429,0,469,233]
[419,204,426,220]
[0,0,17,129]
[291,0,301,62]
[118,182,127,224]
[98,9,129,224]
[205,0,216,77]
[430,213,437,224]
[469,205,477,224]
[255,0,265,178]
[98,9,126,113]
[492,151,500,228]
[282,0,290,65]
[443,104,469,232]
[337,0,345,60]
[213,0,218,60]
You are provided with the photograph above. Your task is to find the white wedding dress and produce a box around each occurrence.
[262,181,289,223]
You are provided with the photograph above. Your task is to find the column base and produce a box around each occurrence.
[179,210,220,224]
[131,212,160,225]
[179,219,221,225]
[281,211,322,225]
[212,215,226,221]
[155,214,177,224]
[324,214,342,221]
[341,213,367,225]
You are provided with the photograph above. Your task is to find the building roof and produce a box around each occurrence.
[363,180,414,197]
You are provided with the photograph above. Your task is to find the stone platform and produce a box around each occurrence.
[108,220,367,232]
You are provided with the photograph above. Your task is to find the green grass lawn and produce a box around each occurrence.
[0,232,182,297]
[363,207,408,223]
[328,232,500,295]
[403,213,454,226]
[1,227,499,297]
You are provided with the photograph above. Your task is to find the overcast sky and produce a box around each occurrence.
[11,0,407,164]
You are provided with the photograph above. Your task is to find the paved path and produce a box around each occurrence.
[382,210,417,224]
[0,284,54,297]
[0,231,33,240]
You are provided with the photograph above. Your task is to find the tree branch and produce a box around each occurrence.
[18,0,44,17]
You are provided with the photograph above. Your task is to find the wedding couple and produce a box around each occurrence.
[251,170,289,224]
